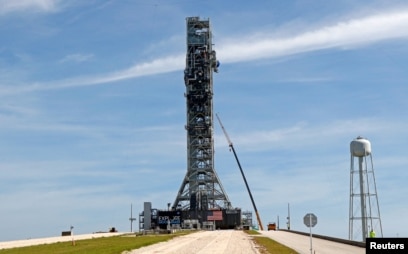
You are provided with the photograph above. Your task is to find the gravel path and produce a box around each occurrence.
[124,230,260,254]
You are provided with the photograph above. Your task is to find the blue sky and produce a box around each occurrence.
[1,0,408,241]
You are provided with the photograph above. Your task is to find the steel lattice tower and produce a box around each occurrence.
[173,17,232,211]
[349,136,383,241]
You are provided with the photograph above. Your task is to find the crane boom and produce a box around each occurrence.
[216,113,264,231]
[216,113,233,146]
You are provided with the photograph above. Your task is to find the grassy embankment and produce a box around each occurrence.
[0,231,191,254]
[245,230,298,254]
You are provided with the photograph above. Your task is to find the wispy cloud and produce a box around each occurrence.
[218,117,408,152]
[0,0,59,15]
[217,9,408,63]
[2,9,408,93]
[0,54,184,95]
[59,53,94,64]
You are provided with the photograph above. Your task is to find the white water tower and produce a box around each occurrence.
[349,136,383,241]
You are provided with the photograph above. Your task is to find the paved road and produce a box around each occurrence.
[260,230,365,254]
[125,230,260,254]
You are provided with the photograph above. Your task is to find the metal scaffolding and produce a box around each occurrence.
[173,17,231,211]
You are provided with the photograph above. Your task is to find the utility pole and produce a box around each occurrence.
[287,203,291,230]
[129,204,136,232]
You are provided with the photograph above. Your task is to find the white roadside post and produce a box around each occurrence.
[303,213,317,254]
[70,226,75,246]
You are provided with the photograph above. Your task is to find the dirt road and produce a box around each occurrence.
[125,230,260,254]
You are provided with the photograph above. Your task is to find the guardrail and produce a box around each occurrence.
[279,229,366,248]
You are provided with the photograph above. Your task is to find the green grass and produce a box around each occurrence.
[244,230,298,254]
[0,232,193,254]
[244,230,261,235]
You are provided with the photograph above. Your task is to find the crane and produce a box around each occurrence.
[215,113,264,231]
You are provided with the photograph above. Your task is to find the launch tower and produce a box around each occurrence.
[173,17,232,211]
